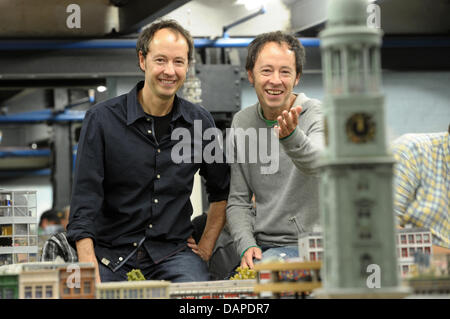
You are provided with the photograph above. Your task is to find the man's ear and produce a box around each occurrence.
[294,73,301,86]
[138,50,146,72]
[247,70,254,86]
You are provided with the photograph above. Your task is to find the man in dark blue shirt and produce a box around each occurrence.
[67,20,230,283]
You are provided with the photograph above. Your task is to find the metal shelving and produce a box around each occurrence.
[0,190,38,265]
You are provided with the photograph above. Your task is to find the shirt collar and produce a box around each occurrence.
[126,81,193,126]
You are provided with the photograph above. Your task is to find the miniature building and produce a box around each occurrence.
[254,261,322,299]
[96,280,170,299]
[298,232,324,262]
[169,280,256,299]
[297,227,433,279]
[316,0,409,298]
[19,263,59,299]
[0,190,38,265]
[0,274,19,299]
[396,227,432,277]
[59,264,96,299]
[0,262,95,299]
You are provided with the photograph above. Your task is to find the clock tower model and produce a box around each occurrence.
[315,0,410,298]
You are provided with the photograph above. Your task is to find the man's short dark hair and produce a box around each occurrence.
[136,19,194,65]
[246,31,306,76]
[39,209,61,227]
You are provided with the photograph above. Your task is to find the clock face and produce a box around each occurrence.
[346,113,376,143]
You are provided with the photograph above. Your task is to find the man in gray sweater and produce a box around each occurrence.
[226,31,324,269]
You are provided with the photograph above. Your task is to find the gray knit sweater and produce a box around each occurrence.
[226,93,325,256]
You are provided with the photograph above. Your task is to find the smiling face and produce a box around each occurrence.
[248,41,300,118]
[139,28,189,101]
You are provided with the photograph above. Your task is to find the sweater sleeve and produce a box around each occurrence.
[225,120,258,257]
[279,100,325,175]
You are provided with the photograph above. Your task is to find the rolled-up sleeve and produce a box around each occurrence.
[199,112,230,203]
[67,110,104,246]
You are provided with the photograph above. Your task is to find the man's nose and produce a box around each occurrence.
[269,71,282,85]
[164,61,175,76]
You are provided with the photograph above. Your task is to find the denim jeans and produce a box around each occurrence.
[260,245,299,261]
[98,246,209,283]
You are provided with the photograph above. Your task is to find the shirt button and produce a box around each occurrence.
[118,257,123,261]
[148,224,153,229]
[147,130,152,134]
[156,174,161,179]
[157,149,161,153]
[154,199,158,203]
[133,242,137,247]
[146,118,150,122]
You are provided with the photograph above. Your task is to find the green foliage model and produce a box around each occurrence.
[127,269,146,281]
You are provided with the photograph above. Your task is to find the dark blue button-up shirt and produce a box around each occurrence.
[67,81,230,269]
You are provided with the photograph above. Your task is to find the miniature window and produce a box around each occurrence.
[29,236,37,247]
[330,49,343,94]
[416,234,422,243]
[14,253,28,263]
[24,286,32,299]
[0,254,12,265]
[318,251,323,261]
[14,236,28,247]
[1,225,12,236]
[424,247,431,255]
[63,286,70,295]
[83,281,91,294]
[14,224,28,235]
[402,265,409,275]
[417,247,423,253]
[400,235,407,244]
[310,252,316,261]
[423,234,430,243]
[401,248,408,257]
[348,48,365,93]
[0,237,12,247]
[46,286,53,298]
[317,238,322,248]
[29,224,37,236]
[152,288,161,298]
[309,239,315,248]
[35,286,43,299]
[3,288,14,299]
[0,207,12,217]
[129,289,138,299]
[74,287,81,295]
[408,235,414,244]
[139,289,143,299]
[409,248,415,256]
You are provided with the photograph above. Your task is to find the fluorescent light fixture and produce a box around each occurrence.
[96,85,107,93]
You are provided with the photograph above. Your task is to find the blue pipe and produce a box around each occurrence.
[0,37,448,51]
[0,149,51,158]
[0,109,86,123]
[0,38,321,50]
